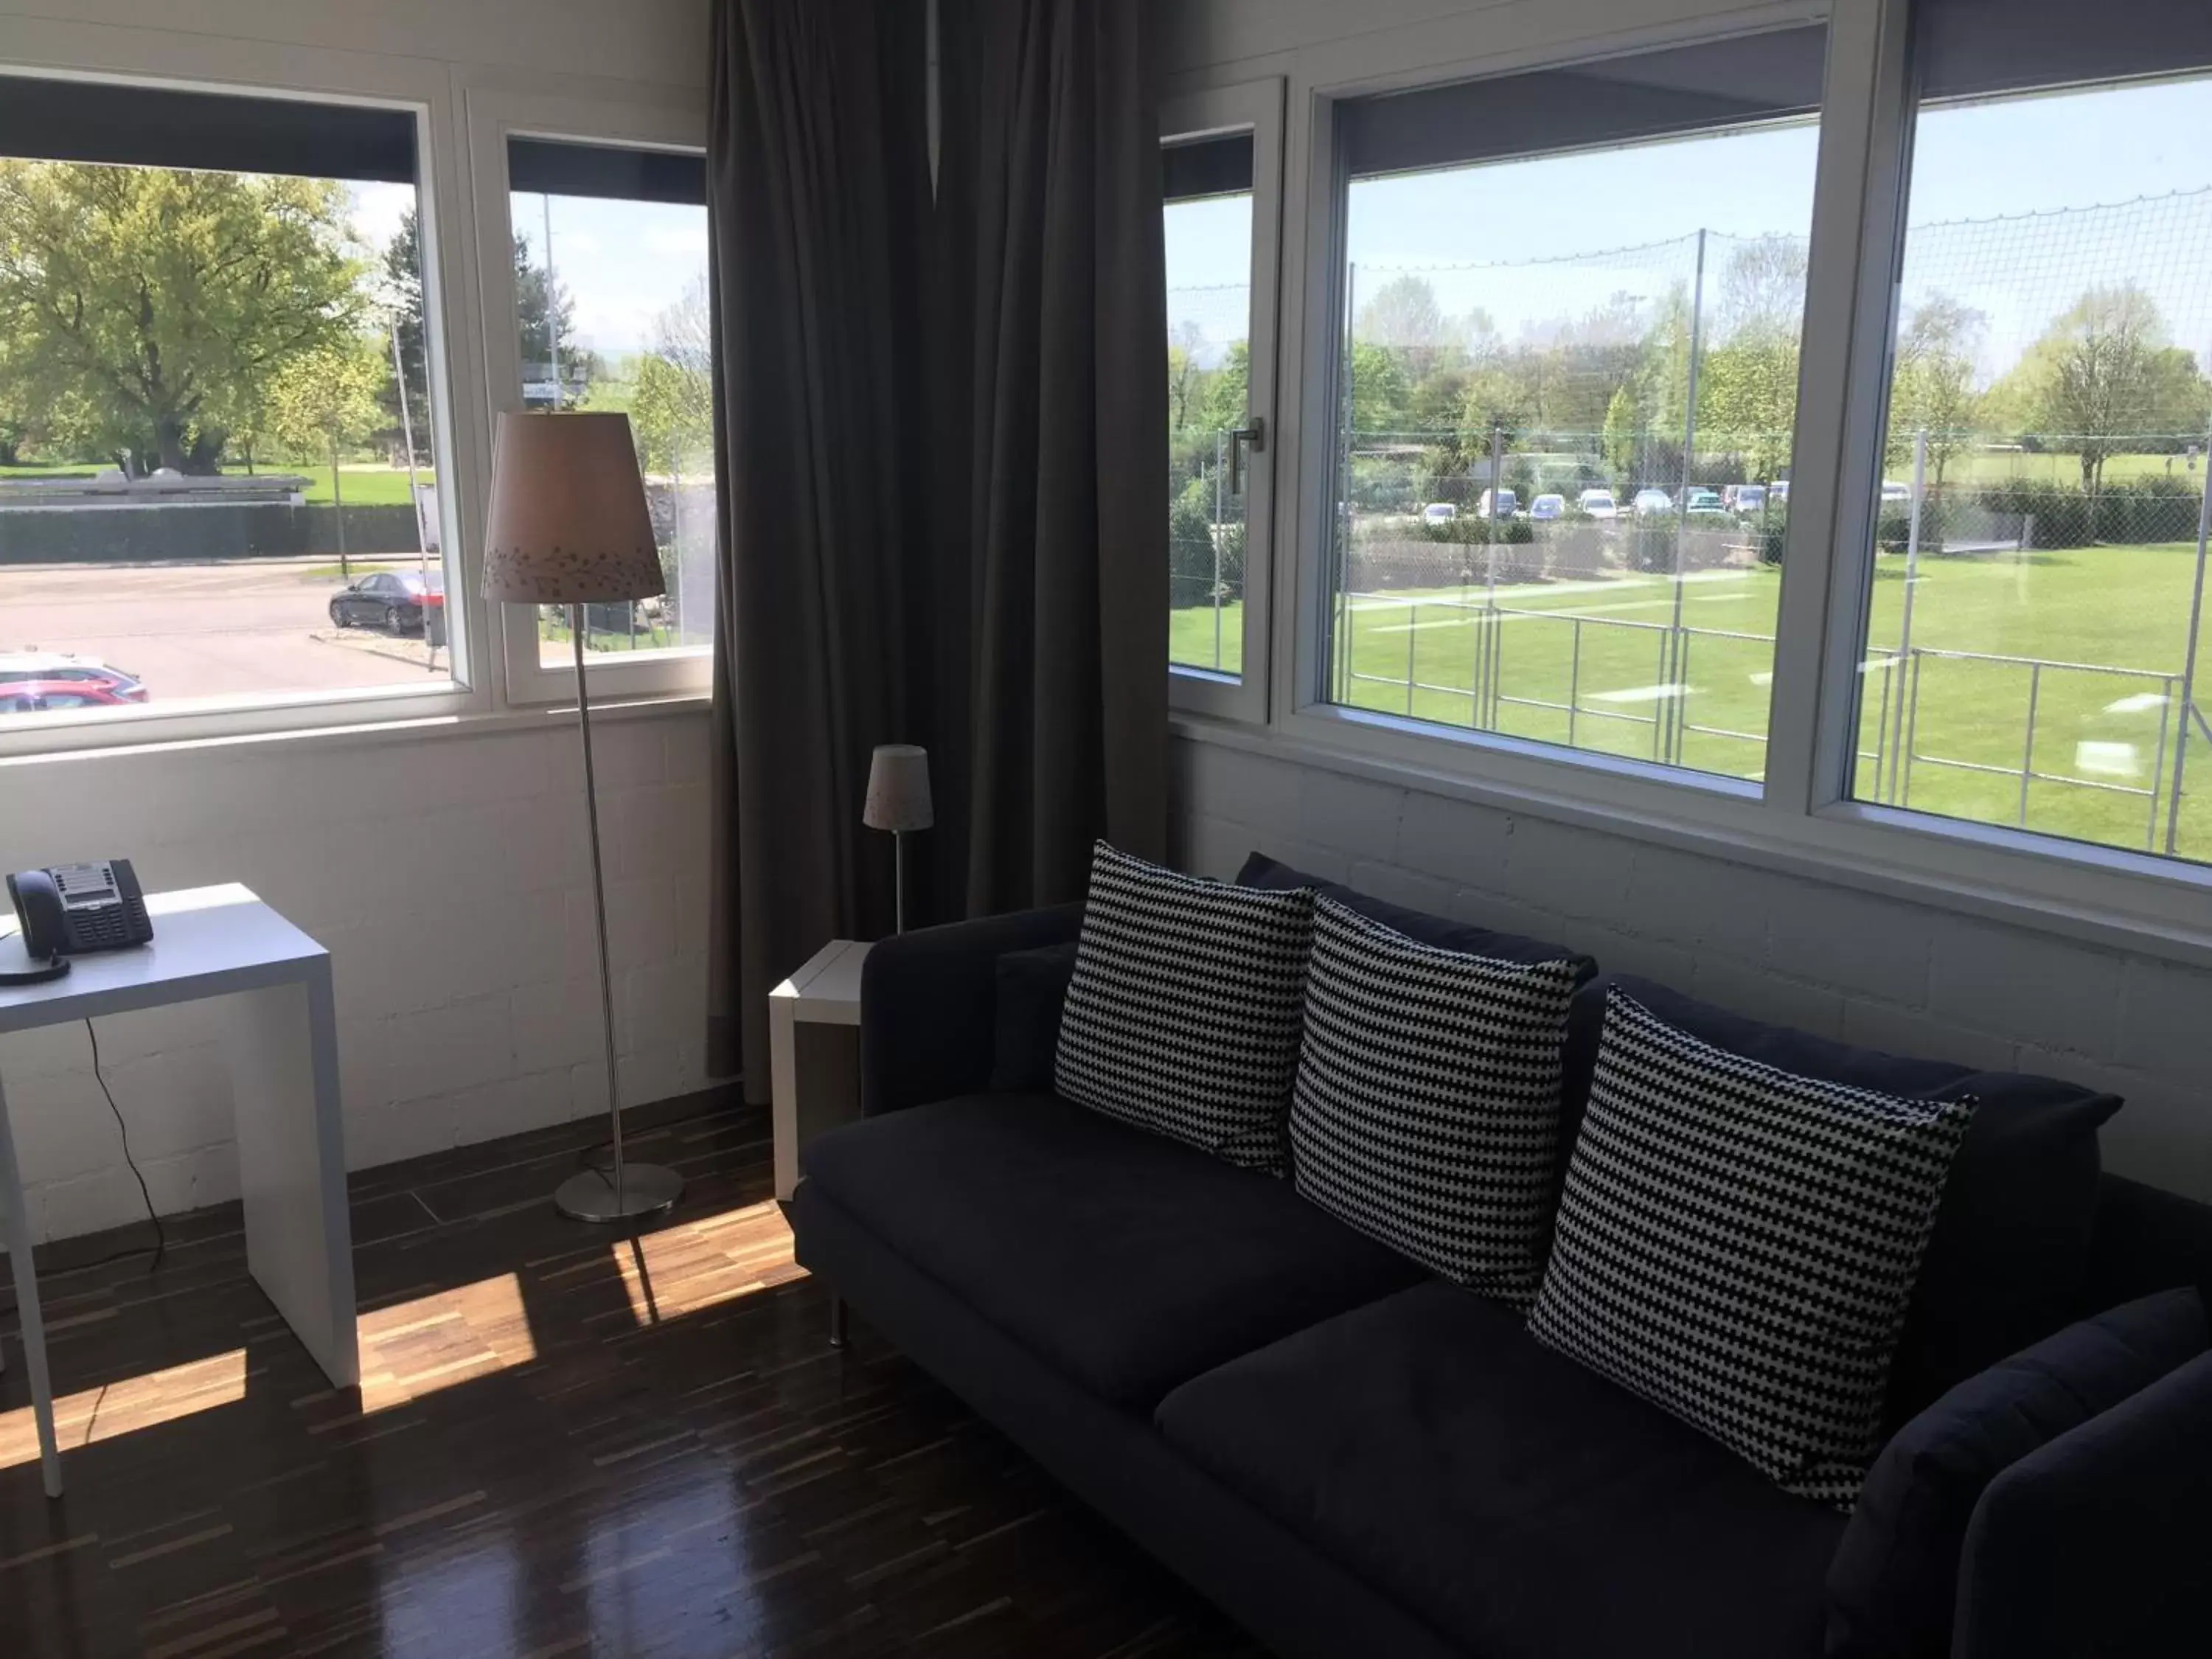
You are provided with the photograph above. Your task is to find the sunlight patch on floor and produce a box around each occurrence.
[613,1199,804,1327]
[0,1349,248,1468]
[358,1270,537,1414]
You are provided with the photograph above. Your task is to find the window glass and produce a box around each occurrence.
[0,76,453,724]
[1166,132,1255,678]
[507,138,714,669]
[1324,31,1823,782]
[1846,63,2212,860]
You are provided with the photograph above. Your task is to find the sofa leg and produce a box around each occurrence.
[829,1296,847,1350]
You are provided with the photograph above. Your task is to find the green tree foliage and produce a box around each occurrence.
[1357,274,1453,383]
[1995,285,2211,492]
[381,206,430,463]
[1885,293,1984,486]
[628,278,714,479]
[0,161,364,473]
[269,333,386,575]
[1696,237,1806,482]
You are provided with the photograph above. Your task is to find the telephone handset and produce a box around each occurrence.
[3,859,153,985]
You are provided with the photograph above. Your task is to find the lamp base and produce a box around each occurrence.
[553,1163,684,1223]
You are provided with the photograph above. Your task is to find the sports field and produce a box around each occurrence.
[1171,538,2212,861]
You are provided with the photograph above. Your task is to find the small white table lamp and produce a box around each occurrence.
[864,744,933,933]
[482,410,681,1225]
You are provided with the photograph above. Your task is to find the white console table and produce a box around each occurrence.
[0,884,358,1497]
[768,939,872,1201]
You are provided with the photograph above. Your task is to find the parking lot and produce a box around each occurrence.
[0,559,445,706]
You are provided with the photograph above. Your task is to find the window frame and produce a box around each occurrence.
[1163,77,1286,725]
[1208,0,2212,953]
[463,85,714,709]
[0,37,487,760]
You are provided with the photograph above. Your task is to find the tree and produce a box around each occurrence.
[1198,339,1250,434]
[381,207,430,465]
[1886,293,1983,486]
[513,233,596,400]
[2008,286,2208,493]
[0,161,361,473]
[1167,318,1206,432]
[269,335,384,577]
[1357,274,1451,382]
[629,279,713,480]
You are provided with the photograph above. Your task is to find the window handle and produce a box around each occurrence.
[1228,415,1266,496]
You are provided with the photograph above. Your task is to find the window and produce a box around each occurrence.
[1166,132,1254,677]
[1846,1,2212,863]
[1321,29,1827,783]
[504,136,714,675]
[0,74,457,730]
[1164,81,1283,721]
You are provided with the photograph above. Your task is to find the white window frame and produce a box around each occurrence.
[0,28,489,759]
[464,86,714,709]
[1197,0,2212,959]
[1164,77,1285,725]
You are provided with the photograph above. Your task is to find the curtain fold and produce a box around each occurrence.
[939,0,1170,911]
[705,0,1166,1097]
[704,0,930,1092]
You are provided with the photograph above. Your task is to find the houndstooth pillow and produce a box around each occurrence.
[1292,897,1583,1301]
[1529,988,1975,1508]
[1055,842,1314,1173]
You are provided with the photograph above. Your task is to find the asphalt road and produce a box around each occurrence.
[0,560,445,704]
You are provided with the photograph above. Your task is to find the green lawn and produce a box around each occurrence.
[1938,451,2205,489]
[0,461,428,505]
[1175,538,2212,861]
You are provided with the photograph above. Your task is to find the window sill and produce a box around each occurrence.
[1170,707,2212,974]
[0,689,709,773]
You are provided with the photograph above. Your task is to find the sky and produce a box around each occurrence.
[348,180,709,358]
[1166,73,2212,388]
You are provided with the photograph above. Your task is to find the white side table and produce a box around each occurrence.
[768,939,872,1201]
[0,884,358,1498]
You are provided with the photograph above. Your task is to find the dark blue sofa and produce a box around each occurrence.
[787,894,2212,1659]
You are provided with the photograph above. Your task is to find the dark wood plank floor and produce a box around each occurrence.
[0,1099,1267,1658]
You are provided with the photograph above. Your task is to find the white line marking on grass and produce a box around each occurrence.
[2105,692,2169,714]
[2075,741,2142,779]
[1750,672,1773,687]
[1585,684,1691,705]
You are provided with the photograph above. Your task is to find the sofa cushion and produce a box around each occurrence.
[1292,896,1582,1301]
[1532,987,1974,1506]
[1827,1287,2208,1659]
[1157,1281,1848,1659]
[1057,841,1314,1173]
[799,1091,1425,1405]
[1237,850,1596,974]
[988,941,1078,1092]
[1953,1346,2212,1659]
[1563,974,2123,1429]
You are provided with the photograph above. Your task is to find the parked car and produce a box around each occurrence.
[329,569,445,633]
[1576,488,1619,521]
[1420,501,1458,526]
[1722,484,1768,514]
[1632,487,1674,517]
[1683,487,1725,515]
[1770,479,1792,504]
[1475,488,1517,519]
[0,653,146,714]
[1881,480,1913,504]
[1529,493,1566,522]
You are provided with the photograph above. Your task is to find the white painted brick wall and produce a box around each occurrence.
[0,709,721,1243]
[1172,734,2212,1202]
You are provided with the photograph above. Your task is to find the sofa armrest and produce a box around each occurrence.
[1953,1349,2212,1658]
[860,903,1084,1116]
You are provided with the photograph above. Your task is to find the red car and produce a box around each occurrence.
[0,655,147,714]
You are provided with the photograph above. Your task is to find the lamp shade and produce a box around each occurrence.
[480,411,666,604]
[864,744,933,832]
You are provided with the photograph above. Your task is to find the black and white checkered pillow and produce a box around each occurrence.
[1291,897,1582,1301]
[1054,842,1314,1173]
[1528,989,1975,1508]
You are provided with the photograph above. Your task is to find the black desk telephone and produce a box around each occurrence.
[3,860,154,985]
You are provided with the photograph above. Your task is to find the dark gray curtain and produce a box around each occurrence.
[931,0,1169,914]
[704,0,930,1091]
[706,0,1167,1097]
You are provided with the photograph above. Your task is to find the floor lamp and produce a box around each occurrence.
[482,410,684,1223]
